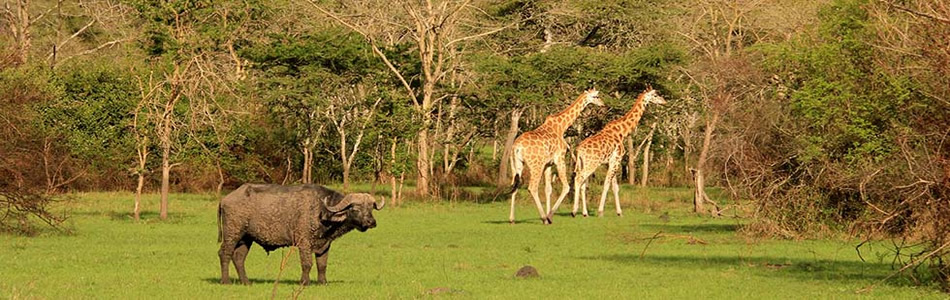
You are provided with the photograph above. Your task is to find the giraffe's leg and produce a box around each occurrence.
[598,155,621,217]
[547,154,572,220]
[526,167,550,224]
[581,180,590,217]
[544,166,553,216]
[613,175,622,217]
[571,172,585,217]
[509,187,517,225]
[509,149,525,224]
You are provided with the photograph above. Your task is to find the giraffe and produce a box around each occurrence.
[508,89,604,224]
[547,87,666,220]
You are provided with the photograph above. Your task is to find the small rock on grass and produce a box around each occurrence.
[515,265,539,278]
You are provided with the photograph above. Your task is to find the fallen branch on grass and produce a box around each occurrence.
[639,231,709,259]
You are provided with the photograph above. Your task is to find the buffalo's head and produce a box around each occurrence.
[326,193,384,231]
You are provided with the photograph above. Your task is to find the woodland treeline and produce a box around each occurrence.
[1,0,948,290]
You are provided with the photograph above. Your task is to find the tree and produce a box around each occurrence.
[310,0,519,195]
[674,0,768,215]
[326,84,382,191]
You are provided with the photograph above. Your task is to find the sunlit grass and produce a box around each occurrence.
[0,187,944,298]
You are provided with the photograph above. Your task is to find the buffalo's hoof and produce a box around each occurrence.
[220,279,231,285]
[542,218,552,225]
[617,212,623,217]
[241,280,251,286]
[570,212,576,218]
[509,220,515,225]
[316,279,328,285]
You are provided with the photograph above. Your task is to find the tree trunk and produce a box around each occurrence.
[498,109,521,185]
[12,0,32,64]
[416,127,431,195]
[302,146,312,184]
[626,136,636,185]
[216,164,225,195]
[160,144,170,220]
[134,142,148,221]
[640,124,655,187]
[693,168,706,213]
[134,172,144,221]
[390,137,398,206]
[492,139,498,161]
[694,112,721,215]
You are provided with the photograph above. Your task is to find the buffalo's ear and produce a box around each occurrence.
[328,211,348,222]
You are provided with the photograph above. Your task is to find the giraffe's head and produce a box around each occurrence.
[584,88,605,107]
[642,87,667,105]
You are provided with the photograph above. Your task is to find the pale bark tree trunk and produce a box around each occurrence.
[492,139,498,161]
[417,128,431,194]
[390,137,399,206]
[498,109,522,185]
[134,140,148,221]
[10,0,32,64]
[159,143,170,220]
[302,146,313,184]
[628,126,655,185]
[329,96,380,192]
[640,123,656,187]
[694,112,722,215]
[158,68,182,221]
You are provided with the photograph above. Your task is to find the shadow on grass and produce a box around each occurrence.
[579,254,920,288]
[640,223,740,233]
[481,218,549,225]
[201,277,349,286]
[72,210,193,222]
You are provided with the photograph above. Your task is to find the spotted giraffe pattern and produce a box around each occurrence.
[547,88,666,219]
[509,89,603,224]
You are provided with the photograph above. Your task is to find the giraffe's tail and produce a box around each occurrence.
[507,146,524,195]
[570,152,583,195]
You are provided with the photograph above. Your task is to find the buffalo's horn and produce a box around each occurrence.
[374,196,386,210]
[327,197,353,213]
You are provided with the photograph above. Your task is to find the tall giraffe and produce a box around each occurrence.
[548,88,666,219]
[508,89,604,224]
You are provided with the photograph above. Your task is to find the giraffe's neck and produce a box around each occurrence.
[542,93,589,135]
[611,93,649,137]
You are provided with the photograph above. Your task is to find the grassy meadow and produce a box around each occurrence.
[0,186,944,299]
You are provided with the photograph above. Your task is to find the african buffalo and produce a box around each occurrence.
[217,183,383,285]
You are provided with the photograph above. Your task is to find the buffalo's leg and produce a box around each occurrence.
[218,234,241,284]
[232,239,253,285]
[299,247,313,285]
[315,245,331,284]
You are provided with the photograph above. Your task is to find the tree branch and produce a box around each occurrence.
[47,19,97,61]
[883,0,950,25]
[306,0,421,110]
[54,38,131,67]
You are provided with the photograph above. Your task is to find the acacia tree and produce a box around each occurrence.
[326,84,383,191]
[675,0,766,215]
[309,0,517,195]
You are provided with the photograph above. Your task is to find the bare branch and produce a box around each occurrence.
[47,19,97,61]
[54,38,131,67]
[883,0,950,25]
[306,0,421,109]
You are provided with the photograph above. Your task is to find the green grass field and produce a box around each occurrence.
[0,186,945,299]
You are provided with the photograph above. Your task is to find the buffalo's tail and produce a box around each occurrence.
[217,203,224,243]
